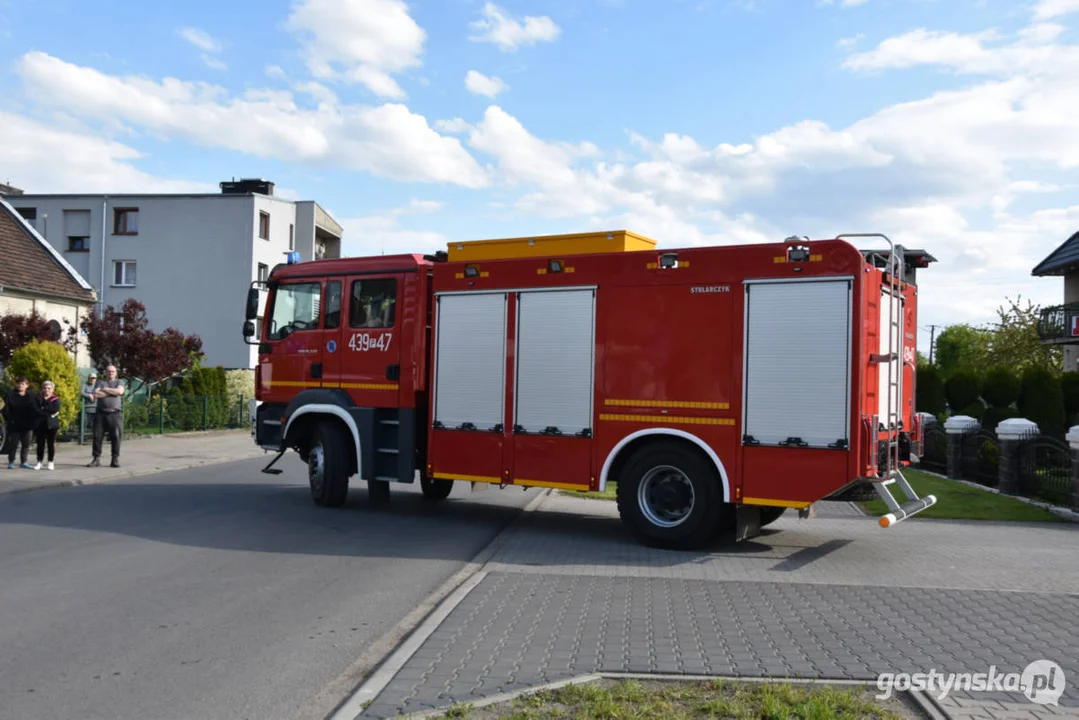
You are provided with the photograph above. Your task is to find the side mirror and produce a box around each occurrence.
[245,287,260,320]
[243,320,256,339]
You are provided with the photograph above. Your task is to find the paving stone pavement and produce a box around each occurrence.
[357,491,1079,719]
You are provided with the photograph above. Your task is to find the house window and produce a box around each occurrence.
[259,211,270,240]
[289,223,294,250]
[112,260,137,286]
[113,208,139,235]
[15,207,36,228]
[64,209,91,252]
[257,263,268,283]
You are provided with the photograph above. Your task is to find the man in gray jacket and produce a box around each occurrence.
[88,365,125,468]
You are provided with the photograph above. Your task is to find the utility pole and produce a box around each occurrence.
[928,325,939,364]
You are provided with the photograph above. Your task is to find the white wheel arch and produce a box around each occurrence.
[598,428,731,503]
[283,404,362,478]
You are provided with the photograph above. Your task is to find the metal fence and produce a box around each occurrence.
[71,395,251,443]
[1016,430,1073,507]
[919,425,948,474]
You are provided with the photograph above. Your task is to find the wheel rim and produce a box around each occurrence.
[309,442,325,494]
[637,464,695,528]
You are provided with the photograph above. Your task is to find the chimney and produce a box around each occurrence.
[220,178,274,196]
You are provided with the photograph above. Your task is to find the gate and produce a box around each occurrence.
[960,429,1000,488]
[1017,432,1072,506]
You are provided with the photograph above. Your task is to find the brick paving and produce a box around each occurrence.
[356,491,1079,720]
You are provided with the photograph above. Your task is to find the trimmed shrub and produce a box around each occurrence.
[1019,367,1066,436]
[981,405,1020,434]
[945,370,982,410]
[981,367,1020,408]
[1062,372,1079,423]
[957,400,986,421]
[916,365,947,416]
[5,339,80,429]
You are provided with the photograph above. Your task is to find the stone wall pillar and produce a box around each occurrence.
[944,415,979,480]
[996,418,1038,496]
[1068,426,1079,511]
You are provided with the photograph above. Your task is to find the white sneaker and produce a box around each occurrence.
[6,462,13,469]
[47,462,54,471]
[33,462,42,471]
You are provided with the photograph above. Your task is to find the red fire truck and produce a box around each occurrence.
[243,230,937,549]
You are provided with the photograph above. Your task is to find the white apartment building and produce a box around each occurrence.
[10,179,343,369]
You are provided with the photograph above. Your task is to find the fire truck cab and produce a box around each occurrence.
[245,231,936,550]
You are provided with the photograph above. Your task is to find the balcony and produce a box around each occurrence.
[1037,302,1079,343]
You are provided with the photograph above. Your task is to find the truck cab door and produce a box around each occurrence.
[320,280,344,389]
[258,279,325,405]
[339,274,403,407]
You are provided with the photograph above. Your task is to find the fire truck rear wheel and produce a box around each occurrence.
[616,440,723,550]
[420,476,454,500]
[309,421,349,508]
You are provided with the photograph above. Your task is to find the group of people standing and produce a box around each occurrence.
[2,365,124,470]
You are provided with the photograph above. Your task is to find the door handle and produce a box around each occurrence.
[311,363,323,379]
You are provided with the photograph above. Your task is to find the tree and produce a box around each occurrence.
[80,299,203,394]
[934,324,992,380]
[0,310,78,365]
[985,295,1061,375]
[915,365,946,416]
[1019,366,1066,437]
[5,339,81,429]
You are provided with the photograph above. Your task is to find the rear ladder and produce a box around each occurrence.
[838,233,937,527]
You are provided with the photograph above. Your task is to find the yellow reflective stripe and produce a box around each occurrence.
[514,479,588,490]
[432,472,501,484]
[604,399,729,410]
[599,414,735,426]
[742,497,812,509]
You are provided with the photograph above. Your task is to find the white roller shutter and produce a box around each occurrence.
[878,288,903,425]
[514,289,595,436]
[433,292,507,431]
[743,279,852,449]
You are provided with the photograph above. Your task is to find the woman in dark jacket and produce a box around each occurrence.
[4,376,38,469]
[35,380,61,471]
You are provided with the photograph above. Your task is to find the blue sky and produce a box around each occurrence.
[2,0,1079,352]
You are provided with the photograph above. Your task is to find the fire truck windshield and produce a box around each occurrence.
[267,281,321,340]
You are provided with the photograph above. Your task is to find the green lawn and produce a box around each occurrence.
[562,482,617,500]
[860,469,1066,523]
[444,678,915,719]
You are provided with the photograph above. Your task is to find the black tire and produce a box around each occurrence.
[309,421,349,507]
[420,476,454,500]
[615,440,724,550]
[368,478,391,504]
[760,507,787,527]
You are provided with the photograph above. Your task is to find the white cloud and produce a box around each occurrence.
[0,112,213,194]
[201,54,227,71]
[435,117,473,134]
[340,209,449,257]
[285,0,426,99]
[178,26,221,53]
[1034,0,1079,20]
[837,33,865,49]
[15,51,488,188]
[469,3,560,52]
[464,70,508,98]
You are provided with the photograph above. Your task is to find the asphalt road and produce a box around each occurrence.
[0,455,539,720]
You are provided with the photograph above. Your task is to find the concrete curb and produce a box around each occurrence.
[395,672,950,719]
[312,487,553,720]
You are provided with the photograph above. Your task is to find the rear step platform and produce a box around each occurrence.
[872,469,936,527]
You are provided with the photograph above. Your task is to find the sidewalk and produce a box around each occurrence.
[357,492,1079,720]
[0,429,266,496]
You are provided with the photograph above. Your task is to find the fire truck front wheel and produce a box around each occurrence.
[308,421,350,508]
[616,441,723,550]
[420,476,454,500]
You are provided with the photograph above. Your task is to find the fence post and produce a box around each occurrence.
[1068,426,1079,512]
[159,394,165,434]
[996,418,1038,496]
[944,415,979,480]
[202,396,209,431]
[79,403,85,445]
[239,394,244,429]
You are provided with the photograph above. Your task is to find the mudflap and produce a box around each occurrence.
[734,504,762,542]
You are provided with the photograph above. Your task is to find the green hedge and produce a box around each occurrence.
[946,371,982,410]
[916,365,946,416]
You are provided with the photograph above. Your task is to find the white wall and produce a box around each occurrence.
[17,194,303,369]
